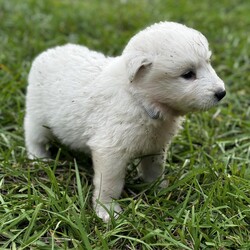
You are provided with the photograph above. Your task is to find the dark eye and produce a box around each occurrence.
[181,71,196,80]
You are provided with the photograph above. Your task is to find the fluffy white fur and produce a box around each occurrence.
[24,21,225,221]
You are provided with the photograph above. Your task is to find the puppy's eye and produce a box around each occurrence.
[181,71,196,80]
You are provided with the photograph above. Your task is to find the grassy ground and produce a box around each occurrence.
[0,0,250,249]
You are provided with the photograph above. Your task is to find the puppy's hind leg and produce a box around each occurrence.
[92,150,127,222]
[24,115,52,160]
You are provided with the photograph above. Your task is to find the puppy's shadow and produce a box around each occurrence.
[49,140,93,177]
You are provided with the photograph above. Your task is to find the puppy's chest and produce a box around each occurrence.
[128,121,175,156]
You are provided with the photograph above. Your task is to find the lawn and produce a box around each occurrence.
[0,0,250,249]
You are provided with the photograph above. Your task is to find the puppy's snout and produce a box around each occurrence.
[215,90,226,101]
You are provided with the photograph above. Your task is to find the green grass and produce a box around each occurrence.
[1,0,250,249]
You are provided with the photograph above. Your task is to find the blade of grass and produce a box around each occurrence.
[22,203,43,243]
[72,209,92,250]
[74,159,85,209]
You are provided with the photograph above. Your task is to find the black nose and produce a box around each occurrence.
[215,90,226,101]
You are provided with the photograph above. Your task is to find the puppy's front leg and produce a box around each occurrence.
[92,150,127,222]
[139,152,167,186]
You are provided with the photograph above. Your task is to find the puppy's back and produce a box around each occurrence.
[28,44,111,89]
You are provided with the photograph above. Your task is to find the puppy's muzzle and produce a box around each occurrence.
[215,90,226,101]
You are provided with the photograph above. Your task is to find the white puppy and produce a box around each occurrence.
[24,22,225,221]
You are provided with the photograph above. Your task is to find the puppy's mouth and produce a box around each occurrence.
[164,98,224,114]
[147,88,226,118]
[191,97,226,112]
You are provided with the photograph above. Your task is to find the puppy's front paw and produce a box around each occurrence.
[95,202,122,222]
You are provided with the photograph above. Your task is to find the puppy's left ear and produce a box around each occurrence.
[126,56,152,82]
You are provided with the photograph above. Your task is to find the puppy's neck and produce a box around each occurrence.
[133,93,183,120]
[154,102,185,118]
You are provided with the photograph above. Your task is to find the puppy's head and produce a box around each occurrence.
[123,22,226,115]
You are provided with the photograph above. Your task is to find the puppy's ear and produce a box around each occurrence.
[126,56,152,82]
